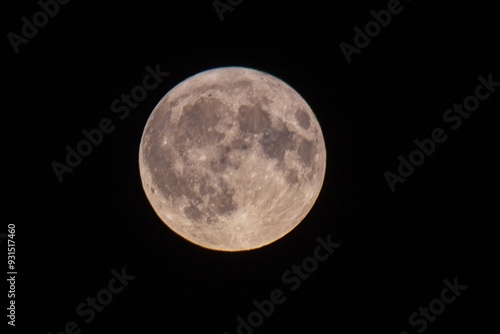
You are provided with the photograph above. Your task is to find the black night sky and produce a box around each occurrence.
[5,0,499,333]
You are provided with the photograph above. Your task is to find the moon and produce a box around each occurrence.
[139,67,326,251]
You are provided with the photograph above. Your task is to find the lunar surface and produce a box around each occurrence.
[139,67,326,251]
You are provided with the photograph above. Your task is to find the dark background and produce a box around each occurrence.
[5,0,499,333]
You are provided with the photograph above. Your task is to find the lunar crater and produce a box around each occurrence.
[238,104,271,134]
[260,126,295,160]
[295,108,311,129]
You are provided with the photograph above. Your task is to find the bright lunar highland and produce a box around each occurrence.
[139,67,326,251]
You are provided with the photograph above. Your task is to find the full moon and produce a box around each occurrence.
[139,67,326,251]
